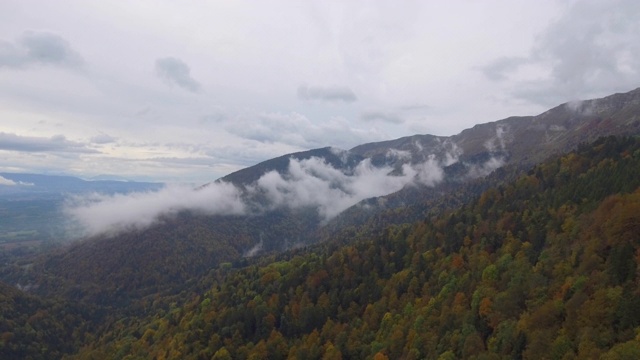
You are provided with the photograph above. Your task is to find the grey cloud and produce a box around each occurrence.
[481,56,528,81]
[400,104,431,111]
[148,157,216,167]
[0,31,83,69]
[485,0,640,106]
[90,133,117,144]
[155,57,201,93]
[225,112,383,149]
[199,113,226,124]
[360,111,404,124]
[0,132,98,153]
[297,84,357,103]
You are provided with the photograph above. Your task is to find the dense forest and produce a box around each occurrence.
[1,136,640,359]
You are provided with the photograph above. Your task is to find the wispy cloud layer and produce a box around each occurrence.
[360,111,404,124]
[297,85,357,103]
[0,132,97,153]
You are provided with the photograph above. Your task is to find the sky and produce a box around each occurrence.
[1,0,639,183]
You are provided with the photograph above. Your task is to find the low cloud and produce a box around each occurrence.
[0,175,34,186]
[0,132,98,153]
[483,125,508,152]
[0,30,83,69]
[467,156,506,178]
[0,176,16,186]
[360,111,404,124]
[64,182,245,237]
[468,125,508,178]
[297,84,357,103]
[65,151,453,237]
[155,57,201,93]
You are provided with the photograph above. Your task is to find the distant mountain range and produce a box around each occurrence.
[0,173,162,199]
[0,174,162,243]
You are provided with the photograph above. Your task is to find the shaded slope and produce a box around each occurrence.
[0,281,94,359]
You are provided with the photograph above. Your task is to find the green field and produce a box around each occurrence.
[0,198,67,244]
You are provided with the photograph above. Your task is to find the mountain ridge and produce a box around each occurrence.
[218,87,640,192]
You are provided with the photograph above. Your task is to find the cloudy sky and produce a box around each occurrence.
[1,0,639,183]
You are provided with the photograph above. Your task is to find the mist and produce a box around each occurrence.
[64,181,245,237]
[252,156,444,220]
[63,152,452,238]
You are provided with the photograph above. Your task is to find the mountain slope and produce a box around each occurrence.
[315,88,640,243]
[0,280,95,359]
[4,88,640,317]
[70,135,640,359]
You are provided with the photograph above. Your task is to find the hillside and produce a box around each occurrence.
[0,280,95,359]
[2,89,640,358]
[68,136,640,359]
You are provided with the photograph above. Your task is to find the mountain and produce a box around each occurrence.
[1,88,640,358]
[67,135,640,359]
[221,147,365,187]
[215,88,640,240]
[221,88,640,191]
[6,88,640,306]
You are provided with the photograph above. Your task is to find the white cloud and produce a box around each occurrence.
[64,182,245,237]
[0,175,18,186]
[466,156,506,179]
[0,175,33,186]
[65,150,455,236]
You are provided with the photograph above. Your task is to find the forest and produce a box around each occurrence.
[2,136,640,359]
